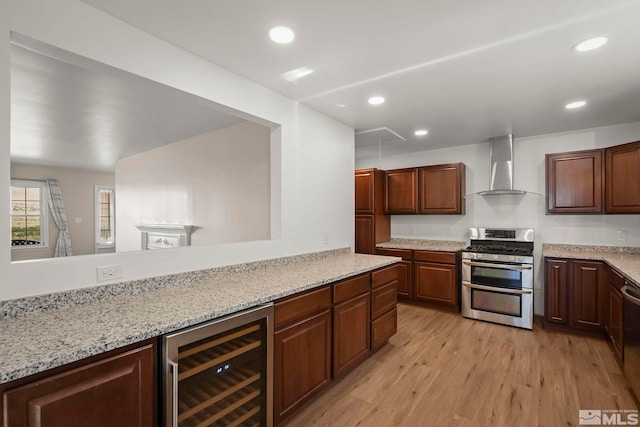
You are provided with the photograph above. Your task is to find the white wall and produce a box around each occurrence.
[115,121,271,252]
[1,0,354,300]
[357,121,640,313]
[10,163,115,260]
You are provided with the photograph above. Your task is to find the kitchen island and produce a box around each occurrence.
[0,248,399,384]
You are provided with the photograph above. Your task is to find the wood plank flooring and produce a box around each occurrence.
[283,303,637,427]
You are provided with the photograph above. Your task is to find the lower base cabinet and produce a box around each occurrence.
[273,265,398,425]
[1,341,156,427]
[274,310,332,424]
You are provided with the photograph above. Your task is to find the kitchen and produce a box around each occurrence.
[2,0,640,426]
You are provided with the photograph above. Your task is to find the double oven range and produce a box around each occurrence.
[462,228,535,330]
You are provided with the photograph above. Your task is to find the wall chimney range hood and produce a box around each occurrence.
[477,135,527,196]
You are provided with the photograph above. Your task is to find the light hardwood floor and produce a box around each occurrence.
[283,303,637,427]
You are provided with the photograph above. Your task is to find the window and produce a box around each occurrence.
[10,179,48,249]
[95,186,115,249]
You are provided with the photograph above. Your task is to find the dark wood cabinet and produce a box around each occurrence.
[355,168,376,214]
[546,149,604,214]
[607,267,625,361]
[605,140,640,214]
[413,251,459,311]
[419,163,465,214]
[544,258,607,335]
[570,260,607,330]
[385,164,466,215]
[375,248,412,299]
[355,215,375,254]
[355,169,390,254]
[333,293,370,377]
[274,267,397,424]
[545,258,569,324]
[2,342,156,427]
[385,168,419,214]
[371,265,398,351]
[274,287,332,424]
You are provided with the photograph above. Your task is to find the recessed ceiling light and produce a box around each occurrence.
[368,96,385,105]
[572,36,608,52]
[565,100,587,109]
[414,130,429,136]
[269,26,295,44]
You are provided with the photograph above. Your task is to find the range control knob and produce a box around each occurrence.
[508,256,515,262]
[517,256,524,262]
[492,254,498,260]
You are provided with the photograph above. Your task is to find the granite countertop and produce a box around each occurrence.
[377,238,467,252]
[543,243,640,287]
[0,249,399,384]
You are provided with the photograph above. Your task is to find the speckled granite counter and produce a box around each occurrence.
[377,238,467,252]
[0,249,399,384]
[543,243,640,287]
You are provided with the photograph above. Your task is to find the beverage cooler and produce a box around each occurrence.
[163,304,274,426]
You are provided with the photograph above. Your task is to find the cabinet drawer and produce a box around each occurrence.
[372,265,399,289]
[275,286,331,329]
[371,307,397,351]
[371,282,397,319]
[376,248,412,261]
[413,250,456,264]
[333,274,370,304]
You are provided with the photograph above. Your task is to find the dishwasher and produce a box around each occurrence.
[163,304,274,427]
[623,279,640,401]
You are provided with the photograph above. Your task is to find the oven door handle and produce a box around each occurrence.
[463,261,532,271]
[462,281,533,295]
[622,285,640,307]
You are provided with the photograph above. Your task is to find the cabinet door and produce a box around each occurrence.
[419,163,465,214]
[396,260,412,299]
[414,261,457,307]
[274,310,331,424]
[355,169,375,214]
[546,150,603,213]
[385,168,418,214]
[609,284,624,360]
[545,259,568,324]
[605,141,640,214]
[355,215,375,254]
[570,260,606,329]
[3,344,155,427]
[333,293,371,378]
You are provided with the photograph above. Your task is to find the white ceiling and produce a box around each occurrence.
[10,38,246,172]
[81,0,640,160]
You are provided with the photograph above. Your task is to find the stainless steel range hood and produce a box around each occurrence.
[478,135,527,196]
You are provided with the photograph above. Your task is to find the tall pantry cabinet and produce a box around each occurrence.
[355,169,390,254]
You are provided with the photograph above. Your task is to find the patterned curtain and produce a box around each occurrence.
[45,179,73,257]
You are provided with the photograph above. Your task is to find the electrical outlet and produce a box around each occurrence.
[96,265,123,282]
[617,230,628,241]
[322,231,329,245]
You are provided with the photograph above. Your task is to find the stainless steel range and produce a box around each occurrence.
[462,228,534,330]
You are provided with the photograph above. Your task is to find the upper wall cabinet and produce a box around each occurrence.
[546,149,604,214]
[605,141,640,214]
[385,168,419,214]
[355,169,376,214]
[385,164,466,215]
[419,163,466,214]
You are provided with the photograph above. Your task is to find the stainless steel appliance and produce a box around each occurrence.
[163,303,274,427]
[462,228,534,330]
[623,279,640,400]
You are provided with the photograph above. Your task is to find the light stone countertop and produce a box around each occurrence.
[377,238,467,252]
[543,243,640,287]
[0,250,399,384]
